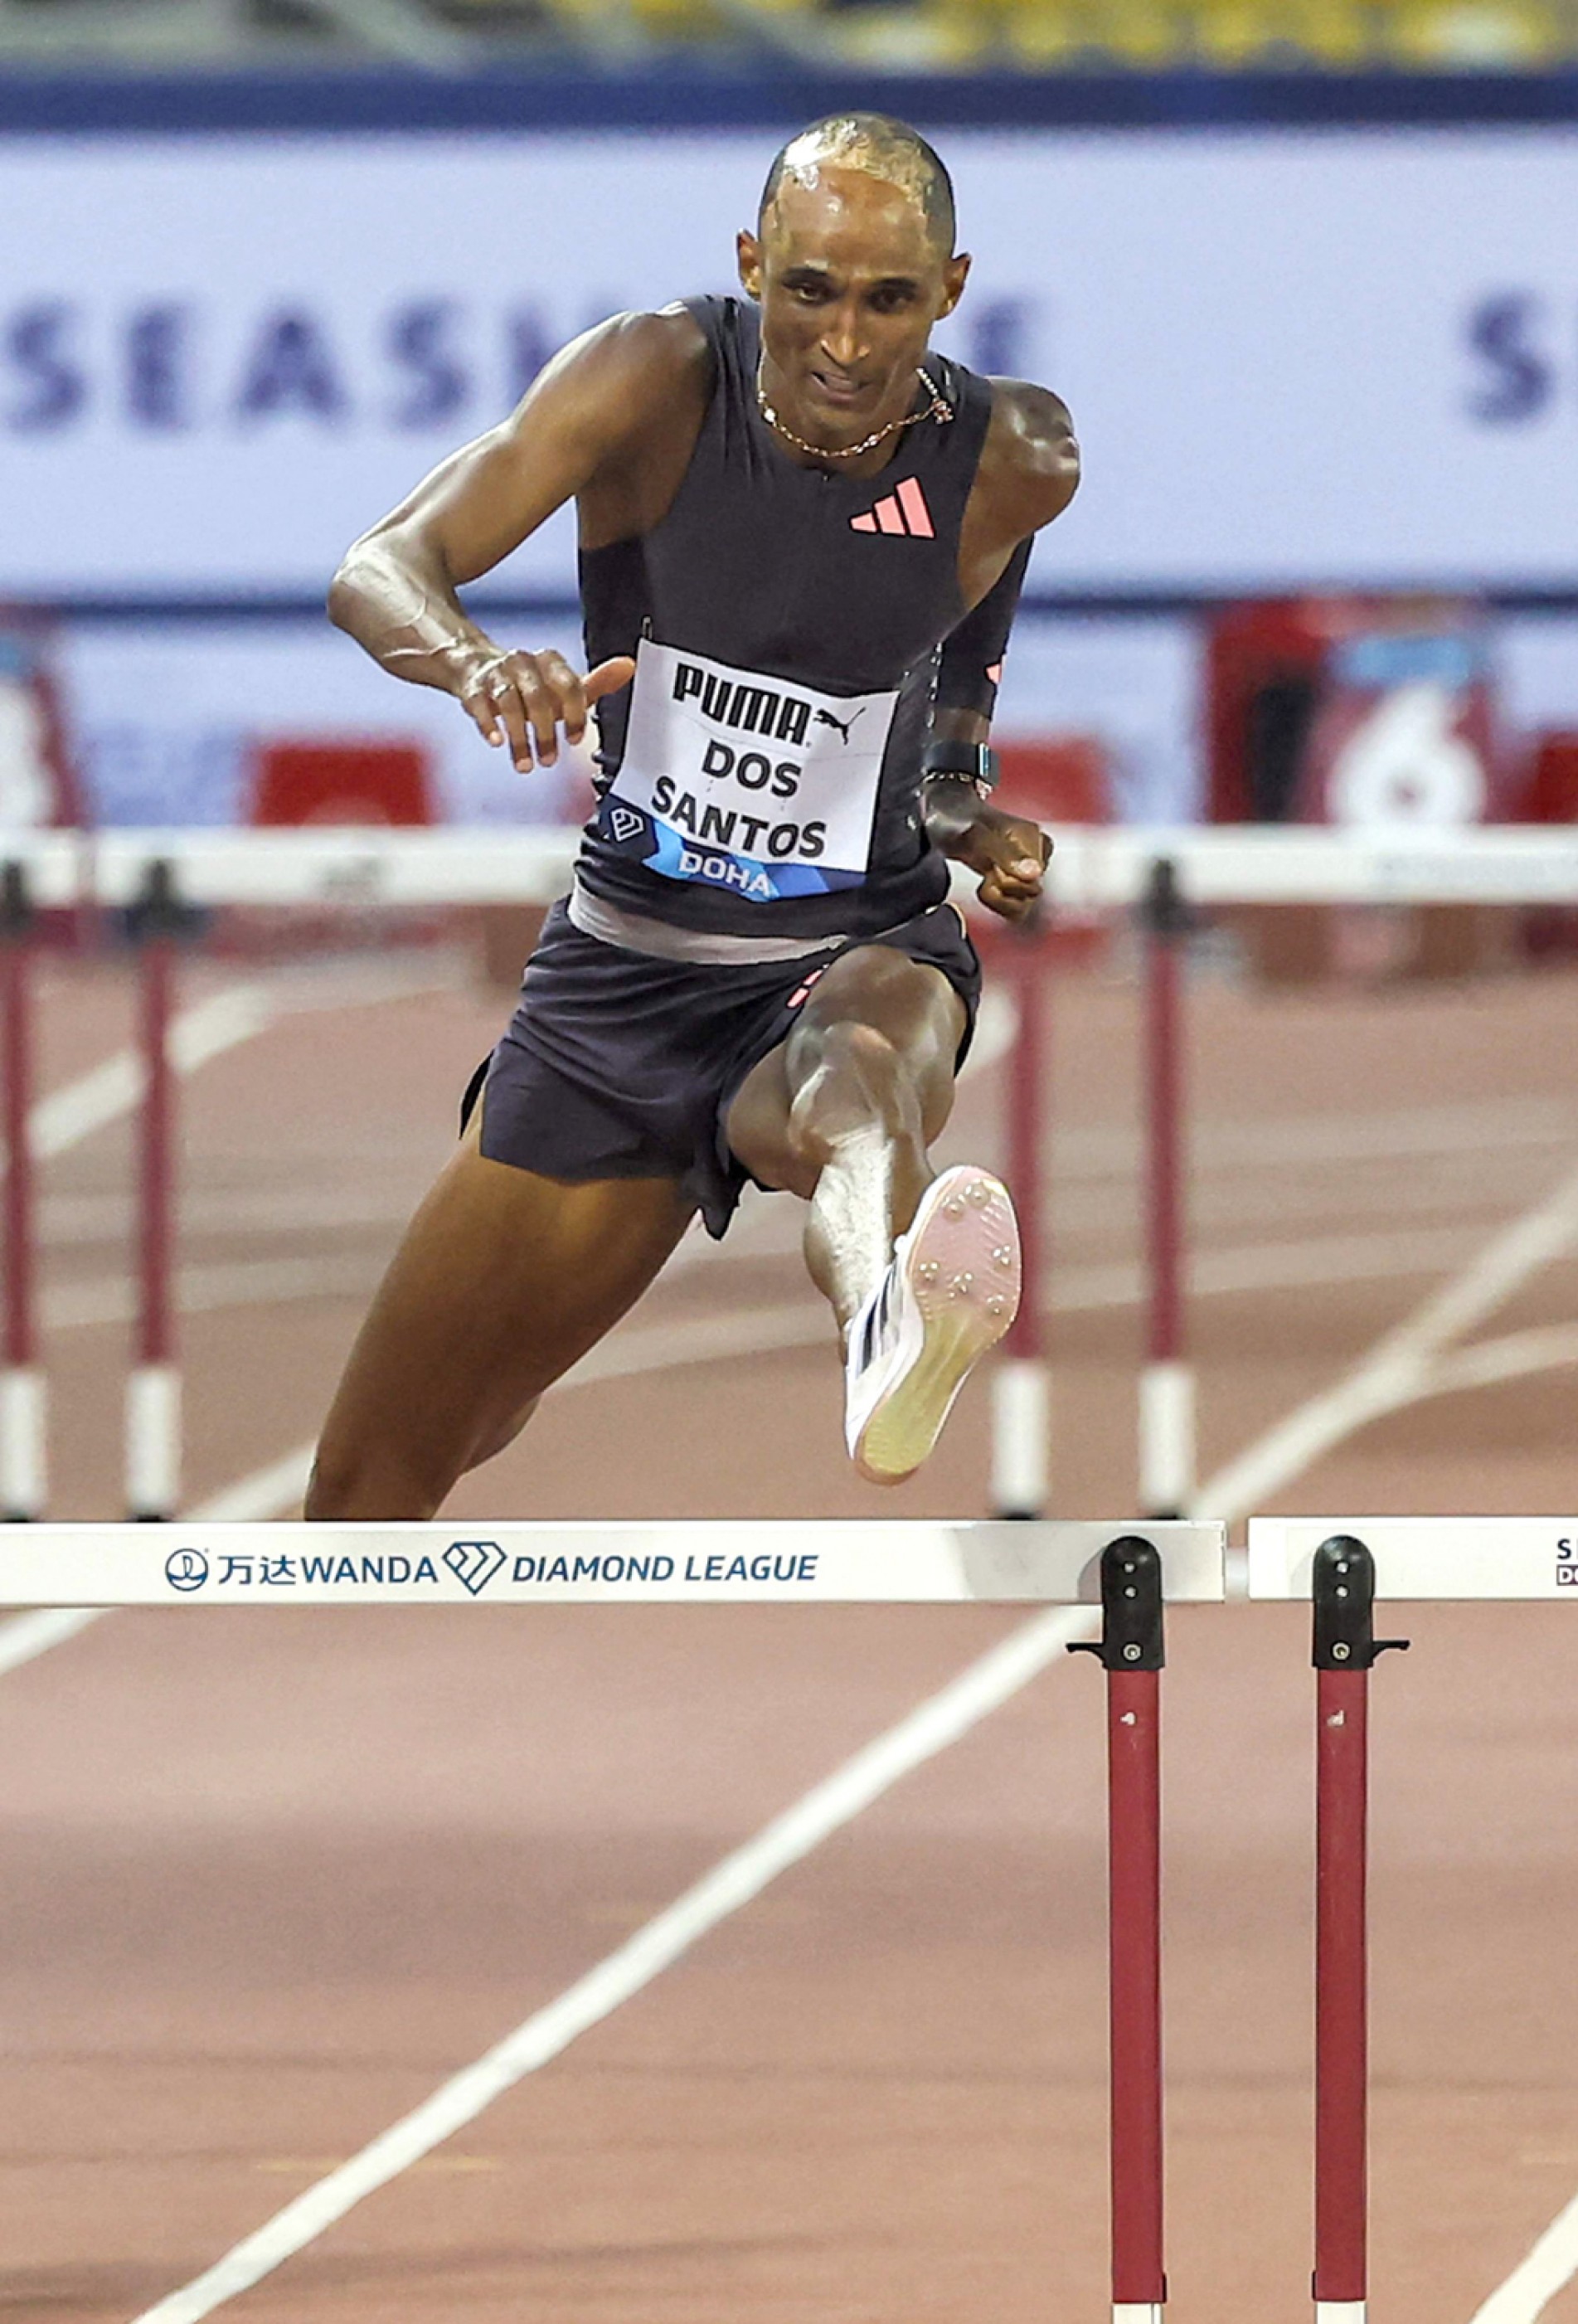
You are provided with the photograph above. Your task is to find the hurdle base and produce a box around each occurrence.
[1114,2305,1165,2322]
[1314,2303,1366,2322]
[124,1363,181,1524]
[1139,1359,1195,1521]
[0,1366,46,1523]
[990,1356,1050,1522]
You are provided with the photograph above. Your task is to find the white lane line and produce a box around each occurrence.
[1051,1094,1578,1182]
[1424,1321,1578,1402]
[187,1446,317,1525]
[38,1216,1547,1340]
[39,1184,429,1248]
[1193,1156,1578,1522]
[44,1254,389,1333]
[0,1604,104,1676]
[1469,2188,1578,2322]
[20,952,459,1173]
[129,1599,1098,2324]
[0,1449,323,1675]
[22,986,278,1163]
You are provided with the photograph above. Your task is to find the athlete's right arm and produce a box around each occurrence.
[327,308,706,771]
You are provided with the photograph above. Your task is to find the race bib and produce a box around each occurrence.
[599,638,897,903]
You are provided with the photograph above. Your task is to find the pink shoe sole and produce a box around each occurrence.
[852,1166,1022,1485]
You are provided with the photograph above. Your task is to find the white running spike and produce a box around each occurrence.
[844,1167,1022,1485]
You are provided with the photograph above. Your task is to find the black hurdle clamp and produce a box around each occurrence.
[126,858,186,943]
[1068,1534,1167,1673]
[1,859,32,939]
[1312,1534,1410,1671]
[1141,853,1199,943]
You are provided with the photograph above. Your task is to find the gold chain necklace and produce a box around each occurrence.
[755,360,952,463]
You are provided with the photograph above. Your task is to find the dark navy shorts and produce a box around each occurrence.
[466,897,982,1240]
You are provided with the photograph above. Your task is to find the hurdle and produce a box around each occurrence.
[1070,1532,1170,2321]
[7,1514,1578,2312]
[125,858,183,1523]
[992,912,1052,1520]
[1248,1516,1578,2322]
[0,832,80,1523]
[0,859,40,1523]
[1138,858,1191,1521]
[0,1514,1223,2317]
[6,823,1578,1528]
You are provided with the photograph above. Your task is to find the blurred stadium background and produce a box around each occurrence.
[2,3,1577,863]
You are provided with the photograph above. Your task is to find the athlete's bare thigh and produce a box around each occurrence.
[308,1122,693,1520]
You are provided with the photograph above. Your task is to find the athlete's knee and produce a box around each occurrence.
[464,1394,541,1473]
[787,1019,917,1165]
[304,1432,449,1523]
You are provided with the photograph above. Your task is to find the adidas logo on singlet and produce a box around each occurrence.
[672,662,813,747]
[849,477,935,539]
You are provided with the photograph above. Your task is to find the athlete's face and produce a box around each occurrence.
[737,167,969,454]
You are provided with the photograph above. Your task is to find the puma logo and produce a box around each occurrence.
[815,707,866,746]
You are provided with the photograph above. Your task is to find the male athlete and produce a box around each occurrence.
[308,114,1078,1519]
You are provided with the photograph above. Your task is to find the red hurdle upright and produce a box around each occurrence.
[992,912,1051,1519]
[1139,858,1193,1521]
[1312,1535,1408,2324]
[1072,1534,1168,2322]
[127,859,182,1522]
[1,860,43,1520]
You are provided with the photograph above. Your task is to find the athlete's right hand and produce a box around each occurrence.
[454,649,636,772]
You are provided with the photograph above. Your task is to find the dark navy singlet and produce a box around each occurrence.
[575,294,996,942]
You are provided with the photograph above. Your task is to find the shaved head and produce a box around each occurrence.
[759,114,956,256]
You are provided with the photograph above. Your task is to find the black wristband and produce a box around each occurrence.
[921,741,998,790]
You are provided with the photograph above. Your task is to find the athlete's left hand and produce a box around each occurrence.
[926,794,1051,922]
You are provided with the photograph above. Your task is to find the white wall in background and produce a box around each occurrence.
[3,131,1578,596]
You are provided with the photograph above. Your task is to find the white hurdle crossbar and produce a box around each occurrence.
[4,823,1578,916]
[0,1518,1226,1607]
[1245,1514,1578,1602]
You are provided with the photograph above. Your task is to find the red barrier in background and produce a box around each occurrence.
[248,740,435,826]
[994,737,1109,827]
[1527,733,1578,824]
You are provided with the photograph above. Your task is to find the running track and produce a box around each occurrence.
[4,932,1578,2322]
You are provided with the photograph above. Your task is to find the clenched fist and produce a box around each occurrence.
[921,785,1052,924]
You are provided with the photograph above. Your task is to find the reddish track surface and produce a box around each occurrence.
[5,930,1578,2323]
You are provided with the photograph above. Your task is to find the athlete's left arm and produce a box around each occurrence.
[923,382,1080,924]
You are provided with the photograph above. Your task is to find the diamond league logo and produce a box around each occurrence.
[164,1545,210,1592]
[443,1539,506,1596]
[607,804,646,845]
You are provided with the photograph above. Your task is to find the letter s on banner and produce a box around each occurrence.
[1464,292,1553,424]
[387,299,471,430]
[3,303,86,430]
